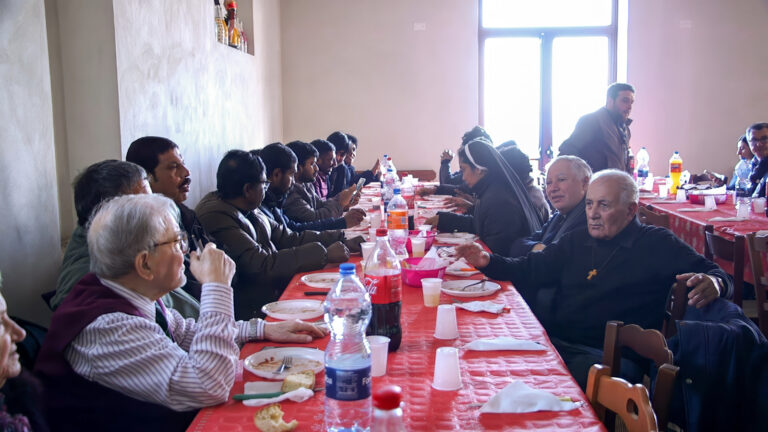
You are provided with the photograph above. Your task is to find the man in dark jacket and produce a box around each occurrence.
[126,136,212,300]
[327,131,380,198]
[559,83,635,173]
[456,170,732,389]
[196,150,351,319]
[283,140,365,228]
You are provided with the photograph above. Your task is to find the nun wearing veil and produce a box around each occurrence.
[425,138,545,254]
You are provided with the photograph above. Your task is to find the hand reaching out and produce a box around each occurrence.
[454,242,490,269]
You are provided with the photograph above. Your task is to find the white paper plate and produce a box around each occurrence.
[435,232,477,245]
[445,268,481,277]
[300,272,340,288]
[244,347,324,380]
[425,195,453,201]
[441,280,502,298]
[261,299,324,320]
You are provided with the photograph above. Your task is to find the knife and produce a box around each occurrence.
[304,291,328,296]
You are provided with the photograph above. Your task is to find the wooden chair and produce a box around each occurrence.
[745,232,768,336]
[704,225,745,306]
[638,206,670,229]
[661,281,687,338]
[586,364,659,432]
[602,321,679,431]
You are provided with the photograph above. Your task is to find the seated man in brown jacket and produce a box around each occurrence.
[196,150,350,320]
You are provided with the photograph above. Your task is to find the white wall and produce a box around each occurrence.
[114,0,284,207]
[628,0,768,178]
[280,0,478,175]
[0,0,60,325]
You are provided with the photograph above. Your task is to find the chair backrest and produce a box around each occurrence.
[638,206,670,229]
[601,321,679,431]
[704,225,745,306]
[586,364,659,432]
[661,281,687,338]
[745,232,768,336]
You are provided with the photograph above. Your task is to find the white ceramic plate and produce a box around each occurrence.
[261,299,324,320]
[434,232,477,244]
[425,195,453,201]
[244,347,324,380]
[300,272,340,288]
[445,268,481,277]
[441,279,502,298]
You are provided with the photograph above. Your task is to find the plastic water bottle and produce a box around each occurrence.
[372,385,407,432]
[636,147,650,189]
[324,263,373,432]
[386,188,408,260]
[386,157,397,178]
[735,159,752,196]
[364,228,402,352]
[382,168,397,208]
[380,154,390,175]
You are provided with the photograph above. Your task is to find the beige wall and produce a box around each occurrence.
[628,0,768,177]
[280,0,478,175]
[0,0,60,325]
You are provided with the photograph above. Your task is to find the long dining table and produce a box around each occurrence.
[187,251,606,431]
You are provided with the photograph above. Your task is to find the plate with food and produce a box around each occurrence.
[434,232,477,245]
[261,299,324,320]
[244,347,324,380]
[441,279,502,298]
[300,272,340,288]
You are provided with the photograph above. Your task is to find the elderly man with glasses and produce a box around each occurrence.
[746,123,768,197]
[35,194,325,431]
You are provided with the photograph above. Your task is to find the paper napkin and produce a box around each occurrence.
[464,336,545,351]
[446,258,480,276]
[709,216,749,222]
[480,381,581,413]
[677,207,712,212]
[454,301,505,314]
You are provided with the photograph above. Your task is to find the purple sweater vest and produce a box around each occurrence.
[34,274,196,431]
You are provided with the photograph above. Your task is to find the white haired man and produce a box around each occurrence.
[456,170,732,389]
[35,194,325,431]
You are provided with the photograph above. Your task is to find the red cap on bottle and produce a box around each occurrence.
[376,228,388,237]
[225,0,237,8]
[373,385,402,410]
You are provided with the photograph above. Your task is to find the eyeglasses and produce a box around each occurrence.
[258,180,271,189]
[749,136,768,145]
[153,231,189,254]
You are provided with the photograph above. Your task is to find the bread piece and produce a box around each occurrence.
[281,370,316,393]
[254,404,298,432]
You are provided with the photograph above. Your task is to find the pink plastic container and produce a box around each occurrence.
[405,230,436,254]
[401,257,447,287]
[688,193,727,205]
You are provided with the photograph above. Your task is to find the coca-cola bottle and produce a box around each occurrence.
[363,228,402,351]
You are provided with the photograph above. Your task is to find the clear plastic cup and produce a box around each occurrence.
[658,185,668,199]
[421,278,442,307]
[753,197,766,213]
[361,242,376,263]
[434,304,459,339]
[737,197,751,219]
[431,347,462,391]
[367,335,390,377]
[410,237,426,258]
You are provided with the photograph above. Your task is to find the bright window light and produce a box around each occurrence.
[483,38,541,156]
[482,0,612,28]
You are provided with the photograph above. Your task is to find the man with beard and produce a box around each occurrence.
[126,136,212,300]
[311,139,336,200]
[283,140,365,227]
[559,83,635,173]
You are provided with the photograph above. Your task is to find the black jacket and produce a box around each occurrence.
[260,189,346,232]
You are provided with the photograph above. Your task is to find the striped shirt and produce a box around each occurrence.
[64,278,258,412]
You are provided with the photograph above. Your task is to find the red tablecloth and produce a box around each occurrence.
[640,196,768,285]
[187,256,605,431]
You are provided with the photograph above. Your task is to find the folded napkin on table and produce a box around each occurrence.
[480,380,581,413]
[454,301,505,314]
[241,381,314,407]
[464,336,545,351]
[709,216,749,222]
[650,199,675,204]
[446,258,480,276]
[677,207,712,212]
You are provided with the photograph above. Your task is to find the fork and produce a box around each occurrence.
[461,278,488,291]
[275,356,293,374]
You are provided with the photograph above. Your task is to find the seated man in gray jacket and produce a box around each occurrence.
[196,150,350,320]
[283,140,365,227]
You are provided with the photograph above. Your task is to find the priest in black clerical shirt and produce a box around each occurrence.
[456,169,732,389]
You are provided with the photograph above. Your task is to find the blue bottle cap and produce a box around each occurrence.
[339,263,356,275]
[393,188,401,194]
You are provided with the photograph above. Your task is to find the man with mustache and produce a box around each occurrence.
[559,83,635,173]
[126,136,212,300]
[456,170,731,389]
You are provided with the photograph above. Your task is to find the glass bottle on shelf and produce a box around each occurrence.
[225,0,240,49]
[237,18,247,53]
[214,0,227,45]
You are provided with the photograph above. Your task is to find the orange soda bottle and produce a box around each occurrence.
[669,151,683,194]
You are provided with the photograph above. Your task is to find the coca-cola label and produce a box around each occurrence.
[363,273,402,304]
[387,210,407,229]
[325,365,371,401]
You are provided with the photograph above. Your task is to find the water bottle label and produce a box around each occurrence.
[638,169,649,177]
[325,366,371,401]
[387,210,408,229]
[363,273,402,304]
